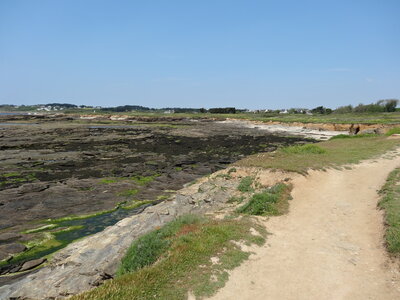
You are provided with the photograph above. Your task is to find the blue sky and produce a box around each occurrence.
[0,0,399,109]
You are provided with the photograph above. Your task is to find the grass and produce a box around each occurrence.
[237,176,254,192]
[72,215,266,300]
[62,110,400,125]
[239,111,400,125]
[386,127,400,136]
[330,133,378,139]
[237,136,399,173]
[378,168,400,254]
[282,144,326,154]
[236,183,292,216]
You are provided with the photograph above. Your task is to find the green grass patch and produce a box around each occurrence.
[228,167,237,174]
[282,144,326,154]
[386,127,400,136]
[99,178,122,184]
[237,176,254,192]
[236,183,292,216]
[129,174,160,185]
[73,215,266,300]
[378,168,400,254]
[330,133,378,139]
[237,136,399,173]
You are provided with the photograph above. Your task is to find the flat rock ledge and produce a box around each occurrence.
[0,169,265,300]
[218,119,348,140]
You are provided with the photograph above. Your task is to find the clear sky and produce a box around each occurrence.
[0,0,399,109]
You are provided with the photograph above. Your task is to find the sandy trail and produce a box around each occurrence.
[209,150,400,300]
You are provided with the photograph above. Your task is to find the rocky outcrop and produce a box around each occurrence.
[0,171,247,299]
[251,120,395,135]
[220,119,347,140]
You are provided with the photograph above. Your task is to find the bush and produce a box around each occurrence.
[311,106,332,114]
[281,144,326,154]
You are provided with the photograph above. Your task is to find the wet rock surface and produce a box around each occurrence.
[0,115,312,283]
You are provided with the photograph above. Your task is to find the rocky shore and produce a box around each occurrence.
[0,114,347,298]
[0,167,293,299]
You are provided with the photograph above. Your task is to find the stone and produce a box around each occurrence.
[0,250,10,261]
[0,232,22,243]
[19,258,47,272]
[359,129,377,135]
[0,243,26,255]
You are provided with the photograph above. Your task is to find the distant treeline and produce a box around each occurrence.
[100,105,153,112]
[333,99,398,114]
[307,99,399,115]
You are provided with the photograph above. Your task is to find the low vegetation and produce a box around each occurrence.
[282,144,326,154]
[385,127,400,136]
[237,176,254,192]
[73,215,266,300]
[379,168,400,254]
[237,136,399,173]
[236,183,292,216]
[330,133,378,140]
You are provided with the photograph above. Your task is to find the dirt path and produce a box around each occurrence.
[209,150,400,300]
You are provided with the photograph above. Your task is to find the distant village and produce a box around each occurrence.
[0,103,316,115]
[0,99,398,115]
